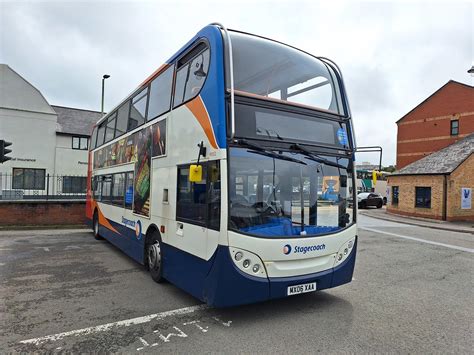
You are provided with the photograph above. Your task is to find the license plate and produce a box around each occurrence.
[287,282,317,296]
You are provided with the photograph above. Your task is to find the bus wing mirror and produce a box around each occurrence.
[189,165,202,182]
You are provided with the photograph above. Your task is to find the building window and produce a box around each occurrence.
[12,168,46,190]
[415,187,431,208]
[72,136,89,150]
[450,120,459,136]
[176,161,221,230]
[62,176,87,193]
[392,186,399,205]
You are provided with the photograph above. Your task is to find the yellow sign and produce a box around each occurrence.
[189,164,203,182]
[372,170,378,186]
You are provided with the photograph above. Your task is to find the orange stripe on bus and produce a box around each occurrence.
[92,201,120,235]
[185,96,218,149]
[139,63,170,87]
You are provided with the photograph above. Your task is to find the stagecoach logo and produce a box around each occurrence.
[283,243,326,255]
[122,217,142,240]
[135,220,142,240]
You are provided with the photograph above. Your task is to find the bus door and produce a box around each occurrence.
[175,161,221,261]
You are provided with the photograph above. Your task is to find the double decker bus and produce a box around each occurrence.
[86,24,357,307]
[356,169,390,203]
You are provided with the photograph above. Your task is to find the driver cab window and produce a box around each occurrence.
[176,161,220,230]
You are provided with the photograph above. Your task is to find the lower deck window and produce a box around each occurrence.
[415,187,431,208]
[94,172,133,209]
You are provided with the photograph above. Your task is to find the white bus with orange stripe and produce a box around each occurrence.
[86,24,358,307]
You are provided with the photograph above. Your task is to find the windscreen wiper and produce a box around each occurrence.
[290,143,347,169]
[237,139,307,165]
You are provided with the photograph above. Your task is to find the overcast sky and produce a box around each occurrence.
[1,0,472,166]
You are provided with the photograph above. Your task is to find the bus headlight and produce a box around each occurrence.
[234,251,243,261]
[230,247,267,278]
[334,237,356,266]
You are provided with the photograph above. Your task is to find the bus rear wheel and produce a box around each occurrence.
[93,211,103,240]
[147,232,164,283]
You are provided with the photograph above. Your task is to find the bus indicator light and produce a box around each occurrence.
[160,225,165,233]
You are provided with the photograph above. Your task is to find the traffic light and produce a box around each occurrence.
[0,140,12,163]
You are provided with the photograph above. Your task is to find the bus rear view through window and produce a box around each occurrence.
[86,24,357,307]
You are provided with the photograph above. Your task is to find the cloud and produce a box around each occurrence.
[1,0,472,166]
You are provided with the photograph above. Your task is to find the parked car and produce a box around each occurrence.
[358,192,384,209]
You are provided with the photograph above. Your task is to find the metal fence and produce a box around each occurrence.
[0,173,88,201]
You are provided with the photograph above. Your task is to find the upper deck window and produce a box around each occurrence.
[174,43,210,107]
[228,32,343,114]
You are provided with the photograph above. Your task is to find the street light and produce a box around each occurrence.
[101,74,110,116]
[468,65,474,77]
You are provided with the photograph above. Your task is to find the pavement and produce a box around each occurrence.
[358,206,474,234]
[1,217,473,353]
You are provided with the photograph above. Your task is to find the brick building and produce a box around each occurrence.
[387,134,474,221]
[396,80,474,169]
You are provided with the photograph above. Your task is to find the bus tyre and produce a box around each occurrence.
[93,211,103,240]
[147,232,164,283]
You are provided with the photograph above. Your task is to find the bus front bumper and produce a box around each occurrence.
[203,237,357,307]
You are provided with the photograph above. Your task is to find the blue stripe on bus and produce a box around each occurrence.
[165,25,227,148]
[163,239,357,307]
[99,218,144,264]
[98,215,356,307]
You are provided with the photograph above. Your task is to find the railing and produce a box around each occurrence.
[0,173,88,201]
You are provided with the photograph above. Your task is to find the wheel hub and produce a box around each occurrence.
[148,242,161,270]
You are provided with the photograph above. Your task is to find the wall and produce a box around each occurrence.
[396,82,474,169]
[54,135,89,175]
[387,175,445,220]
[447,154,474,221]
[0,108,58,176]
[0,201,86,226]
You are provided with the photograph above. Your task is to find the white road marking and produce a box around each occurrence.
[360,226,474,253]
[212,316,232,327]
[183,320,208,333]
[139,337,149,347]
[20,304,208,346]
[157,326,187,343]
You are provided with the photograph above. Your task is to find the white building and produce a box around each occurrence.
[0,64,101,197]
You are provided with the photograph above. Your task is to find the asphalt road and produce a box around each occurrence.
[1,215,473,353]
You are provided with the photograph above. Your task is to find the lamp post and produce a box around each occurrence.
[101,74,110,116]
[468,65,474,77]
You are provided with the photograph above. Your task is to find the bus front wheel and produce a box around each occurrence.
[147,232,164,283]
